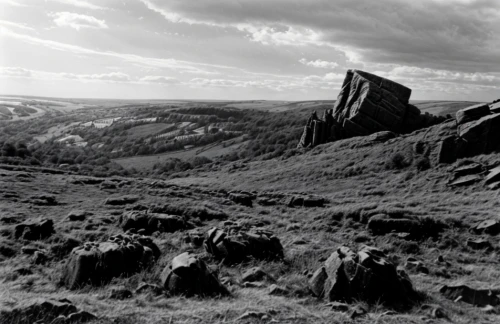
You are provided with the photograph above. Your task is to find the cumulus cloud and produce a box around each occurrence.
[50,0,106,10]
[51,12,108,30]
[299,58,338,69]
[0,67,33,77]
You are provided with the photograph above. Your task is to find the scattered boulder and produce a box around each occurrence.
[14,218,55,240]
[437,136,459,164]
[268,284,290,296]
[453,162,484,178]
[204,227,284,263]
[405,257,429,274]
[100,181,118,190]
[32,251,48,265]
[466,238,491,250]
[241,267,270,283]
[471,219,500,235]
[0,299,95,324]
[29,194,58,206]
[448,174,483,187]
[485,165,500,184]
[228,192,254,207]
[160,252,228,297]
[120,211,187,235]
[66,210,90,222]
[104,195,140,206]
[440,285,499,307]
[135,282,163,295]
[287,195,325,208]
[367,214,420,236]
[62,234,159,289]
[308,245,416,306]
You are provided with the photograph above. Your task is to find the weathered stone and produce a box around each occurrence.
[14,218,54,240]
[466,238,491,250]
[458,113,500,156]
[485,165,500,184]
[367,214,420,235]
[242,267,268,283]
[62,234,159,289]
[161,252,228,297]
[228,192,253,207]
[66,210,89,221]
[269,284,289,296]
[309,245,416,306]
[204,227,283,263]
[454,163,484,177]
[440,285,499,307]
[471,219,500,235]
[0,300,81,324]
[30,194,58,206]
[448,174,483,187]
[405,257,429,274]
[120,211,187,234]
[287,195,325,208]
[456,103,490,125]
[135,282,163,295]
[104,195,140,205]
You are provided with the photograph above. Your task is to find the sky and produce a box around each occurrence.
[0,0,499,101]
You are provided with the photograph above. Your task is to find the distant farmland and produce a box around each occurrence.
[113,136,248,170]
[125,123,175,139]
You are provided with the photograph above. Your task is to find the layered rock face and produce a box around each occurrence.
[62,234,159,289]
[309,245,416,306]
[437,101,500,163]
[204,227,284,263]
[298,70,445,148]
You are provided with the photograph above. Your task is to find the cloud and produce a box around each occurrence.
[0,67,33,77]
[299,58,338,69]
[50,0,106,10]
[0,20,35,31]
[140,0,500,74]
[0,0,28,7]
[140,76,179,84]
[51,12,108,30]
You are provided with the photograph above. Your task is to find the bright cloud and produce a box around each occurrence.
[50,0,106,10]
[299,59,338,69]
[51,12,108,30]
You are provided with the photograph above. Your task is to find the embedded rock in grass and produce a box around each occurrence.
[30,194,58,206]
[204,227,284,263]
[367,214,420,236]
[104,194,140,205]
[286,195,325,208]
[66,210,89,222]
[62,234,159,289]
[120,211,187,235]
[440,285,500,307]
[0,299,96,324]
[471,219,500,235]
[14,218,55,240]
[228,192,254,207]
[160,252,228,297]
[309,245,416,306]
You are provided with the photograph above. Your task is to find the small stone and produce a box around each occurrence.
[242,267,268,283]
[268,284,289,296]
[349,305,368,319]
[109,287,133,300]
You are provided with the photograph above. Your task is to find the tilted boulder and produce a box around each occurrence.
[120,211,187,235]
[160,252,228,297]
[204,227,284,263]
[62,234,159,289]
[456,103,490,125]
[309,245,416,306]
[298,70,445,148]
[228,192,254,207]
[14,218,55,240]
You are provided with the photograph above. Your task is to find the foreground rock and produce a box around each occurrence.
[298,70,444,148]
[0,299,95,324]
[440,285,500,307]
[309,245,416,306]
[120,211,188,235]
[62,234,159,289]
[160,252,228,296]
[14,218,55,240]
[204,227,284,263]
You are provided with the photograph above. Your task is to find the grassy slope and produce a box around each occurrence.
[2,116,500,323]
[125,123,174,139]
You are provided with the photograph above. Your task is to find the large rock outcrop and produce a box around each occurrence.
[160,252,228,297]
[298,70,445,148]
[309,245,416,306]
[62,234,159,289]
